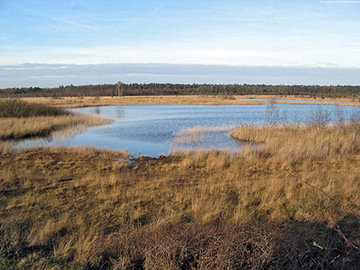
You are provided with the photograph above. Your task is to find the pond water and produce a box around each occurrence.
[14,104,360,157]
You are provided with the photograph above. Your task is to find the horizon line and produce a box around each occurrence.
[2,62,360,70]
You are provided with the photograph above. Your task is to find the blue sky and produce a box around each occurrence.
[1,0,360,87]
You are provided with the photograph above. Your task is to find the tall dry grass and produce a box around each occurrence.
[0,113,113,140]
[1,141,360,268]
[231,121,360,159]
[0,98,113,140]
[0,98,68,118]
[172,126,235,144]
[1,99,360,268]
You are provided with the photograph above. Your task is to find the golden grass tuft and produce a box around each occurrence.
[231,122,360,158]
[172,126,235,144]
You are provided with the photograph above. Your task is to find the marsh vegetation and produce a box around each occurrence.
[1,98,360,269]
[0,99,112,140]
[17,95,360,108]
[1,124,360,268]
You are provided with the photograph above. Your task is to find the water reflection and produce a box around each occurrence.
[9,134,54,150]
[116,109,125,120]
[237,98,349,103]
[92,107,101,115]
[10,104,360,157]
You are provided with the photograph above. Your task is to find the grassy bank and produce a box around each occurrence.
[0,99,112,140]
[0,114,112,140]
[1,124,360,268]
[0,99,69,118]
[20,95,360,108]
[230,121,360,158]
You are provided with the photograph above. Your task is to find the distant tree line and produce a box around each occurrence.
[1,83,360,99]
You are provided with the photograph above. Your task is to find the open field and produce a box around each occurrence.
[1,121,360,268]
[19,95,360,108]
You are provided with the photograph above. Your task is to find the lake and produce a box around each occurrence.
[15,103,360,157]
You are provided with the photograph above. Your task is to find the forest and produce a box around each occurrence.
[1,83,360,99]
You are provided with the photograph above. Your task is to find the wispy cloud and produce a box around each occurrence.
[1,1,360,71]
[150,4,163,15]
[11,2,97,30]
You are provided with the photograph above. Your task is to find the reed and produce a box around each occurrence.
[172,126,235,144]
[230,122,360,159]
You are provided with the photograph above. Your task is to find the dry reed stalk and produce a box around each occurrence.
[172,126,236,144]
[231,122,360,158]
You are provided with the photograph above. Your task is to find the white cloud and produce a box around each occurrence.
[1,41,360,68]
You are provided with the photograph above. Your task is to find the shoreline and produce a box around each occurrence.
[17,95,360,108]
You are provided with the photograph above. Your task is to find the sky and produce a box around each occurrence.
[1,0,360,87]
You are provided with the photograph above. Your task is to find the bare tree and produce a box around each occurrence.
[266,99,278,139]
[310,106,330,127]
[335,105,345,127]
[266,99,278,127]
[350,107,360,124]
[116,82,125,97]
